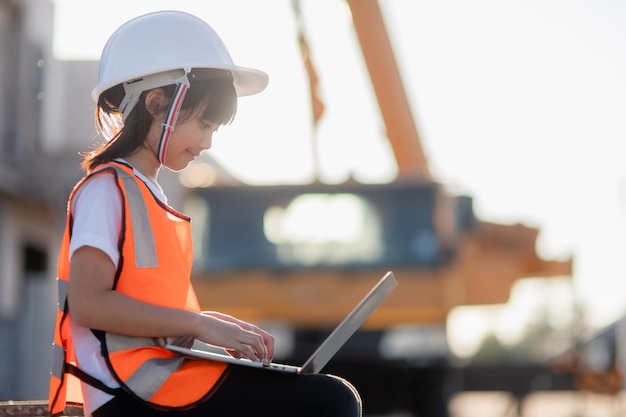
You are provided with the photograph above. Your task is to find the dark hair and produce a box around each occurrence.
[82,70,237,173]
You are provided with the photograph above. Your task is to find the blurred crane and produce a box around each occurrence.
[346,0,430,181]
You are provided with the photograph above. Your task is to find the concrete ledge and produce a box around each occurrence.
[0,401,83,417]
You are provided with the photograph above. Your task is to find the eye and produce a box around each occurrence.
[200,120,219,132]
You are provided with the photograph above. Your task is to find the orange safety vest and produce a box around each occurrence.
[49,161,228,416]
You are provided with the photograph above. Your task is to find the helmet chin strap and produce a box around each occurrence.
[157,68,191,164]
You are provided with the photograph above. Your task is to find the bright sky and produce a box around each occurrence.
[52,0,626,338]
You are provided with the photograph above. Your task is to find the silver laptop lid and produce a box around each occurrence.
[301,271,397,374]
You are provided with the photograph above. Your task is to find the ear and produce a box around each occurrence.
[144,88,169,117]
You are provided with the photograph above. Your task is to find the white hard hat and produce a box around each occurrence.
[91,10,268,106]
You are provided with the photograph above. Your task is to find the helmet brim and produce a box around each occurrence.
[227,65,269,97]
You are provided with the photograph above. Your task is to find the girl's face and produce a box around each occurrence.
[160,110,219,172]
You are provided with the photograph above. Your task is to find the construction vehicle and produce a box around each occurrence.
[183,1,572,415]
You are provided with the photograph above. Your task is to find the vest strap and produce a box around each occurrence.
[65,363,123,396]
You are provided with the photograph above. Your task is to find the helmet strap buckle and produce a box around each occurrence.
[157,68,191,164]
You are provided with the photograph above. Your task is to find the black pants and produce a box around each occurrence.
[92,365,362,417]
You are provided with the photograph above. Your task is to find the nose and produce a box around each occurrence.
[199,131,213,150]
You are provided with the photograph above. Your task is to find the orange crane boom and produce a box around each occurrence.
[346,0,430,181]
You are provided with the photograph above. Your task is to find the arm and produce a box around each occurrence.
[68,246,272,362]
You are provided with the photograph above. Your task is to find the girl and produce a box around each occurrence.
[49,10,361,417]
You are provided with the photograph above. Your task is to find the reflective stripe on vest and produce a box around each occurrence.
[57,278,68,312]
[114,168,158,268]
[51,342,65,380]
[127,356,186,400]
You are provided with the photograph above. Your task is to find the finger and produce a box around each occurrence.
[256,340,267,362]
[225,348,242,359]
[245,338,265,362]
[242,344,261,362]
[262,337,274,361]
[247,329,273,362]
[259,335,273,361]
[235,322,274,358]
[235,334,264,362]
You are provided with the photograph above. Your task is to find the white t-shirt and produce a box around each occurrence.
[68,160,166,416]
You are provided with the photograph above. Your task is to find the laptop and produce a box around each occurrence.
[166,271,397,374]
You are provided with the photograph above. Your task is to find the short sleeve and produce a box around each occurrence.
[69,171,123,268]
